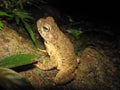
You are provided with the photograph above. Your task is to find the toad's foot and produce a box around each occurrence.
[54,67,76,85]
[37,48,47,53]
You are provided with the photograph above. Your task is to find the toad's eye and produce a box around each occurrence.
[42,25,50,32]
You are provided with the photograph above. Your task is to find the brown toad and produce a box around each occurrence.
[36,16,78,85]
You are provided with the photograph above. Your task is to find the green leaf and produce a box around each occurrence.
[0,11,12,17]
[15,16,20,24]
[0,21,4,30]
[0,54,38,68]
[12,9,34,21]
[67,28,82,39]
[75,38,90,55]
[22,21,37,45]
[0,67,34,90]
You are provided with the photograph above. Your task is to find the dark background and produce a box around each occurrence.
[45,0,120,35]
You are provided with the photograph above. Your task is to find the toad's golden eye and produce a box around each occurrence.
[42,25,50,32]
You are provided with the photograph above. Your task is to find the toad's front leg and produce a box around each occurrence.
[35,58,57,70]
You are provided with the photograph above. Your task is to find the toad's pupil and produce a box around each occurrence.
[43,26,49,31]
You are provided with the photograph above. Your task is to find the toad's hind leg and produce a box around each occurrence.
[54,67,75,85]
[35,58,57,70]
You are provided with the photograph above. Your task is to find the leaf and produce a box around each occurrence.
[15,16,20,24]
[0,54,38,68]
[0,67,34,90]
[0,11,12,17]
[75,38,90,55]
[22,21,37,45]
[67,28,82,39]
[0,21,4,30]
[12,9,34,21]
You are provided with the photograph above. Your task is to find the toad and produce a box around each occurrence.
[36,16,78,85]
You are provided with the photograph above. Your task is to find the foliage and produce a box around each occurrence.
[0,53,38,89]
[0,54,38,68]
[75,38,91,55]
[67,17,91,54]
[0,21,4,30]
[67,28,82,39]
[67,27,91,55]
[0,67,34,90]
[67,16,83,39]
[0,0,37,45]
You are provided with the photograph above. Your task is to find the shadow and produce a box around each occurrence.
[11,63,37,72]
